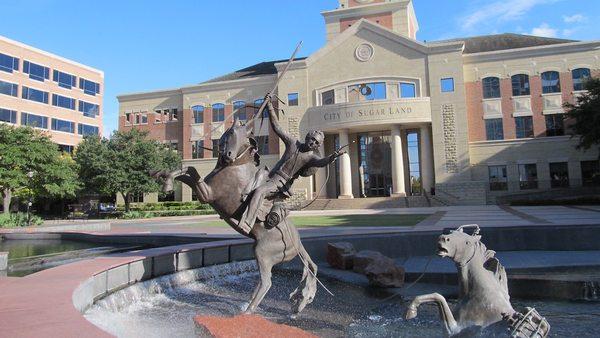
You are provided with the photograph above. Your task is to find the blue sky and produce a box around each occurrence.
[1,0,598,137]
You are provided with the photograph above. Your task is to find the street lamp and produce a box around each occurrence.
[27,171,34,226]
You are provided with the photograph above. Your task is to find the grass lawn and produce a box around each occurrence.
[201,214,428,228]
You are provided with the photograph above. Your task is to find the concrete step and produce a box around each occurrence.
[301,195,432,210]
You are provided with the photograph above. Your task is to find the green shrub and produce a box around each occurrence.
[119,209,215,219]
[0,213,44,228]
[117,201,213,212]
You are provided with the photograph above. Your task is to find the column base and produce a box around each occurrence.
[391,192,406,198]
[337,194,354,200]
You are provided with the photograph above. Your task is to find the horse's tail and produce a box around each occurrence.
[289,241,318,315]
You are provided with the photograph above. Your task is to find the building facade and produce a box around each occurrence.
[118,0,600,205]
[0,35,103,152]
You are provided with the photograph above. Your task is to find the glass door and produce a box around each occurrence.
[358,132,392,197]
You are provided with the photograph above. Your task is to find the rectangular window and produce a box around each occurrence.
[212,139,220,158]
[52,94,76,110]
[255,135,269,155]
[485,119,504,141]
[22,86,49,104]
[321,89,335,105]
[572,68,591,91]
[0,108,17,124]
[78,123,99,136]
[192,106,204,123]
[348,82,386,102]
[78,101,99,117]
[545,114,565,137]
[581,160,600,187]
[192,140,204,159]
[288,93,299,106]
[58,144,74,153]
[541,71,561,94]
[141,112,148,124]
[482,77,501,99]
[165,141,178,152]
[53,70,77,89]
[488,165,508,191]
[519,163,538,190]
[51,118,75,133]
[549,162,569,188]
[21,112,48,129]
[212,104,225,122]
[441,78,454,93]
[515,116,534,139]
[0,53,19,73]
[511,74,530,96]
[400,83,416,98]
[233,102,246,121]
[79,78,100,95]
[23,61,49,81]
[0,80,18,97]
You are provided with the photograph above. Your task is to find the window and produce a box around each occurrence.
[321,89,335,105]
[581,160,600,187]
[233,101,246,121]
[22,86,49,104]
[58,144,74,154]
[485,118,504,140]
[192,105,204,123]
[549,162,569,188]
[52,94,76,110]
[541,71,561,94]
[192,140,204,159]
[572,68,591,91]
[53,70,77,89]
[441,78,454,93]
[254,99,268,118]
[78,123,99,136]
[488,165,508,191]
[169,108,178,121]
[348,82,386,102]
[255,135,269,155]
[79,78,100,95]
[545,114,565,137]
[288,93,299,106]
[0,108,17,124]
[140,113,148,124]
[511,74,530,96]
[79,101,99,117]
[400,83,416,98]
[23,61,49,81]
[51,118,75,133]
[519,163,538,190]
[0,80,18,97]
[0,53,19,73]
[21,112,48,129]
[515,116,534,138]
[482,77,501,99]
[212,139,220,158]
[212,103,225,122]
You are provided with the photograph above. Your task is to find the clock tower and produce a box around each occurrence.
[322,0,419,41]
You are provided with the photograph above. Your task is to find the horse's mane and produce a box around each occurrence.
[477,241,509,295]
[248,136,261,166]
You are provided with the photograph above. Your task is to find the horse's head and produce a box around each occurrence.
[437,224,482,265]
[219,116,256,165]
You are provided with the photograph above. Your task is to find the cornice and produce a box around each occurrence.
[321,1,409,19]
[463,41,600,64]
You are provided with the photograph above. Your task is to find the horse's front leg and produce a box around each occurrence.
[406,293,459,336]
[194,180,213,204]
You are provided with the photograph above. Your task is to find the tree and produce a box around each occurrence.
[0,125,80,214]
[565,77,600,155]
[75,129,181,212]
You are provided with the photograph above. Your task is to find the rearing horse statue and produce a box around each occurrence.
[159,116,318,315]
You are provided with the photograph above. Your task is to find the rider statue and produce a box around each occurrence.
[238,95,345,233]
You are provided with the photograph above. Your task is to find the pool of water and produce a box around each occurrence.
[84,262,600,338]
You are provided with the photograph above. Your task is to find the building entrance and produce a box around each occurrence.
[358,132,392,197]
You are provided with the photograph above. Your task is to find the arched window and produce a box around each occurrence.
[212,103,224,122]
[541,71,561,94]
[572,68,591,91]
[482,77,501,99]
[254,99,268,118]
[233,101,246,121]
[511,74,530,96]
[191,105,204,124]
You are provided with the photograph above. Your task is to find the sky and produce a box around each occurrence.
[1,0,598,137]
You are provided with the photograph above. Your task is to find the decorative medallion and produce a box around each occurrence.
[355,43,374,62]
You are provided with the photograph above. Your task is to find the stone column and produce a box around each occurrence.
[391,125,406,197]
[338,129,353,199]
[420,124,435,194]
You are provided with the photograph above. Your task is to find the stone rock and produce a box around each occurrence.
[194,314,316,338]
[364,257,405,288]
[353,250,388,274]
[0,252,7,271]
[327,242,356,270]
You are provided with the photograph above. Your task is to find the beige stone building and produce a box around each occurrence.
[118,0,600,205]
[0,35,103,152]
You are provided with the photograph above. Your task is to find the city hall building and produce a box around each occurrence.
[118,0,600,205]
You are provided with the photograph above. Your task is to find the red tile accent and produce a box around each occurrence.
[465,81,485,142]
[560,71,575,106]
[529,76,547,137]
[182,109,192,159]
[500,78,516,140]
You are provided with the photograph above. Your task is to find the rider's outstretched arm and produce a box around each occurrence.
[310,151,344,168]
[266,99,294,146]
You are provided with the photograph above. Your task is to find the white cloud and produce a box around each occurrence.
[530,23,558,37]
[563,14,587,23]
[461,0,561,31]
[562,28,577,37]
